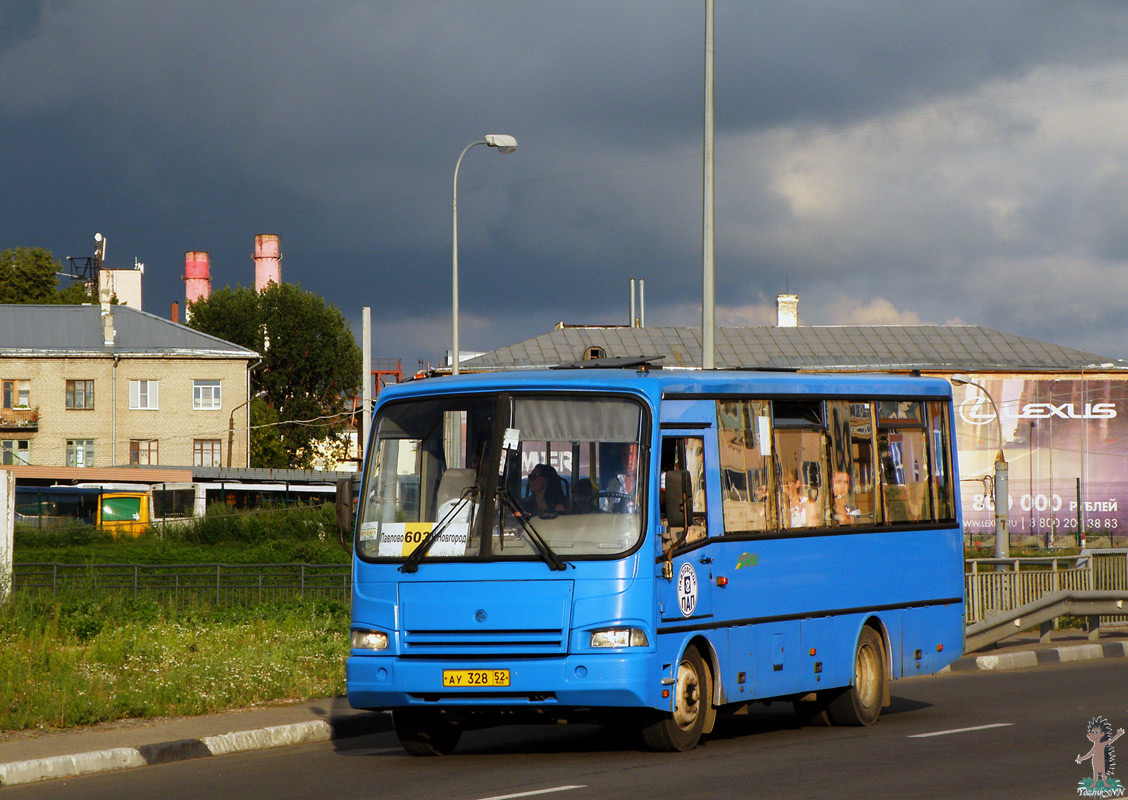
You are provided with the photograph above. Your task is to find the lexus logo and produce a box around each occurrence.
[959,396,996,426]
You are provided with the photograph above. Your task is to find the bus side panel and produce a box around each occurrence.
[901,602,964,676]
[798,615,854,694]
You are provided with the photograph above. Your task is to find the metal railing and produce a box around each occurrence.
[12,563,351,606]
[11,549,1128,631]
[966,550,1128,621]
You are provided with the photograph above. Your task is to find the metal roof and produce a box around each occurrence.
[0,304,258,358]
[460,325,1123,373]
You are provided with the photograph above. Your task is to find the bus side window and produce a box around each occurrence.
[660,436,707,547]
[716,400,773,532]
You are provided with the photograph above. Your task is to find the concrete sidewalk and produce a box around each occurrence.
[2,627,1126,788]
[0,696,391,787]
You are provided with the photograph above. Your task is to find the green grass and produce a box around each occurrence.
[5,503,352,732]
[14,503,349,565]
[0,594,349,732]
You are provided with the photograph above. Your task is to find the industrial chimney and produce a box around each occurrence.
[776,294,799,327]
[253,234,281,291]
[184,251,212,321]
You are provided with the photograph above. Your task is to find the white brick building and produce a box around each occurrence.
[0,304,258,469]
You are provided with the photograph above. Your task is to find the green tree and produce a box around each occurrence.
[0,247,95,304]
[188,283,362,469]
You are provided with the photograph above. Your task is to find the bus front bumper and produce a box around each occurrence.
[347,651,661,711]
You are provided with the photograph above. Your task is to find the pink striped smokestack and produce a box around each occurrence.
[254,234,281,291]
[184,251,212,307]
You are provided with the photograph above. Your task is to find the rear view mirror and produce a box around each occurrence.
[664,469,694,529]
[336,475,360,555]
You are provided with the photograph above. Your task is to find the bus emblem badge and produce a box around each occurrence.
[677,563,698,617]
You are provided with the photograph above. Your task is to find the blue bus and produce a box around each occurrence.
[344,367,964,754]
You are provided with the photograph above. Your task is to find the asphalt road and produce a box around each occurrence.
[20,659,1127,800]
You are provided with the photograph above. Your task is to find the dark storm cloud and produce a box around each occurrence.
[4,1,1128,366]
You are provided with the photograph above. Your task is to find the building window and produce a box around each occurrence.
[129,380,159,410]
[1,439,29,465]
[193,380,221,410]
[193,439,222,467]
[129,439,159,466]
[66,380,95,410]
[2,380,30,409]
[66,439,95,468]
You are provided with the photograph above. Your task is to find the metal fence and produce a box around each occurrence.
[965,549,1128,624]
[13,550,1128,622]
[13,563,352,606]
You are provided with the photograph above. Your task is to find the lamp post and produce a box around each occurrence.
[452,134,518,376]
[952,377,1009,559]
[228,390,266,468]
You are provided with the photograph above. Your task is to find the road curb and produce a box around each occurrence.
[941,640,1128,674]
[0,714,390,788]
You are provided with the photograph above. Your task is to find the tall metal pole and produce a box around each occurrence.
[452,140,482,376]
[953,378,1009,558]
[362,306,371,462]
[451,135,517,374]
[702,0,716,370]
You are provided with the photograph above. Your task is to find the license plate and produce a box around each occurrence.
[442,669,510,688]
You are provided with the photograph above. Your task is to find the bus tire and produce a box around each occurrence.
[641,645,711,752]
[826,626,885,727]
[393,709,461,756]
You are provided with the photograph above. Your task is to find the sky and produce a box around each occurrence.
[5,1,1128,373]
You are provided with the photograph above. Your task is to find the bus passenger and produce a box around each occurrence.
[783,473,811,528]
[523,464,566,516]
[832,470,861,524]
[603,443,639,512]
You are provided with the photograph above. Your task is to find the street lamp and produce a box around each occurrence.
[228,390,266,468]
[451,134,518,376]
[952,377,1009,559]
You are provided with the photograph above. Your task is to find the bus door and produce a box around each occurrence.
[657,426,715,625]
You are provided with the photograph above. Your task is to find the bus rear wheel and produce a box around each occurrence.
[641,645,711,752]
[393,709,462,756]
[827,626,885,727]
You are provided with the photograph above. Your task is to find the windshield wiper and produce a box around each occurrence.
[496,488,568,572]
[399,488,476,573]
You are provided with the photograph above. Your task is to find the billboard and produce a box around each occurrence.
[953,374,1128,545]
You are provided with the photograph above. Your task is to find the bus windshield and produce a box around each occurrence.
[356,393,646,563]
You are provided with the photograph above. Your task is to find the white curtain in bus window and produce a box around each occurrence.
[826,401,878,526]
[716,400,773,532]
[928,401,956,521]
[876,401,932,523]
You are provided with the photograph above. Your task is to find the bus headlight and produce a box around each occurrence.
[590,628,649,648]
[351,630,389,650]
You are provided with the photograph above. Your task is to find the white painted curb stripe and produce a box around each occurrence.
[0,746,146,785]
[0,720,335,787]
[202,720,332,756]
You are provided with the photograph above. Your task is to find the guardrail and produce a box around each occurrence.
[12,563,351,606]
[965,590,1128,652]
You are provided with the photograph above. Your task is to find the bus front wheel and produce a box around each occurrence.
[641,645,712,752]
[827,626,885,727]
[393,708,461,756]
